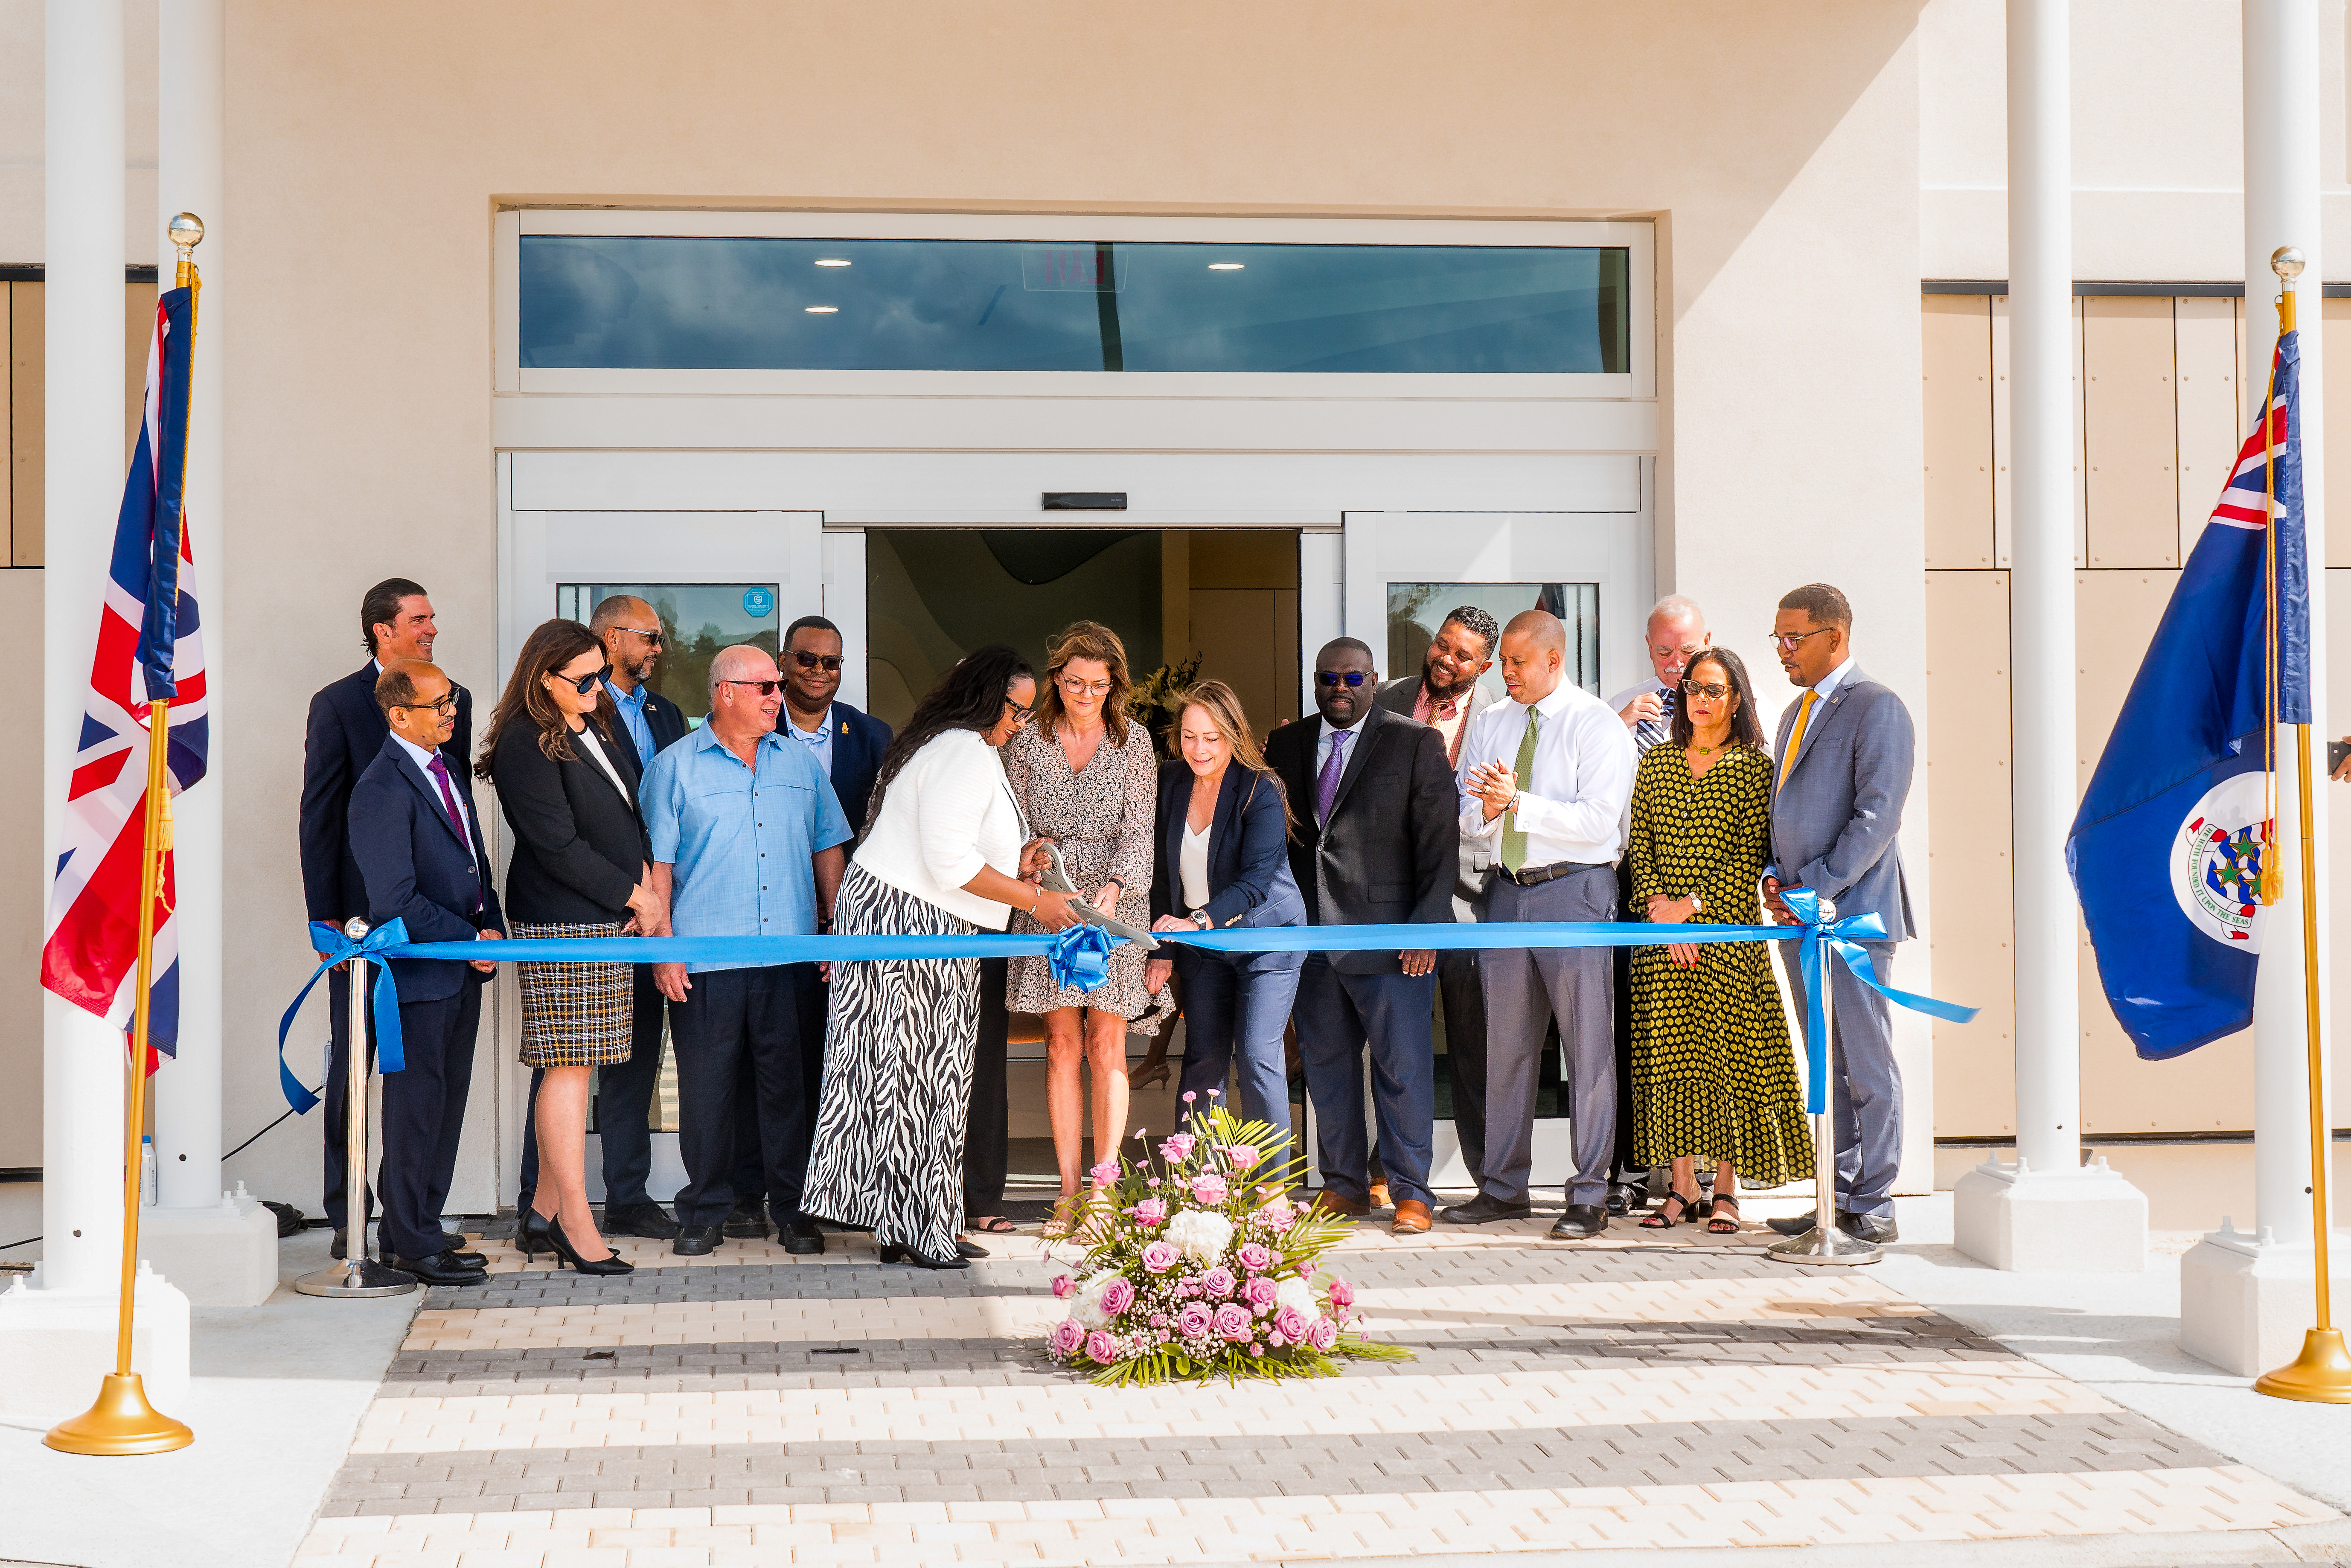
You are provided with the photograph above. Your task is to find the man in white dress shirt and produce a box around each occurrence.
[1439,610,1636,1238]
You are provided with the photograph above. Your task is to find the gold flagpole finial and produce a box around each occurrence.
[167,212,204,291]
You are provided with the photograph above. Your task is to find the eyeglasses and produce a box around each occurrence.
[719,678,784,696]
[1004,697,1035,726]
[616,625,663,647]
[395,694,458,716]
[1766,628,1836,650]
[1058,674,1113,698]
[1315,671,1372,688]
[1679,681,1733,701]
[554,666,611,695]
[790,649,844,672]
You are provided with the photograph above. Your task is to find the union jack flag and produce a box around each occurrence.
[41,286,208,1065]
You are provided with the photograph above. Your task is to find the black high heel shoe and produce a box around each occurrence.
[518,1207,553,1260]
[879,1242,969,1271]
[545,1213,634,1275]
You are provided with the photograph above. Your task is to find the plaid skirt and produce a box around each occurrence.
[513,919,634,1068]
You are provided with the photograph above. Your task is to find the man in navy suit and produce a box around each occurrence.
[516,594,691,1238]
[716,614,893,1238]
[346,660,506,1286]
[299,578,473,1255]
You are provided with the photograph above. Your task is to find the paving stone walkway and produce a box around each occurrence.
[293,1215,2337,1565]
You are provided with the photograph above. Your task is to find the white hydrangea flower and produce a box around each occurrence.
[1070,1270,1119,1329]
[1274,1274,1320,1323]
[1162,1208,1234,1265]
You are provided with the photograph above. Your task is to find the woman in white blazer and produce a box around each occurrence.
[800,646,1080,1269]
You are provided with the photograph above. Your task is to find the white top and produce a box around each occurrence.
[574,723,632,804]
[853,727,1026,929]
[1179,820,1212,912]
[1455,679,1637,867]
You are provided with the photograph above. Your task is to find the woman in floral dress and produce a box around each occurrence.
[1004,622,1176,1233]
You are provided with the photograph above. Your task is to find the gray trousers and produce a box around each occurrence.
[1777,937,1900,1220]
[1479,866,1616,1207]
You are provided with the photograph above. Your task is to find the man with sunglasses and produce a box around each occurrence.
[1265,638,1460,1235]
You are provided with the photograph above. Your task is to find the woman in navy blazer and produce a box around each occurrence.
[1144,681,1308,1138]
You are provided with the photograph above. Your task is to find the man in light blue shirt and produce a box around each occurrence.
[642,645,852,1257]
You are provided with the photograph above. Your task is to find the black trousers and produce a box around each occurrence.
[1437,947,1490,1187]
[962,957,1011,1218]
[322,961,378,1233]
[724,963,828,1212]
[518,963,668,1213]
[669,963,821,1230]
[378,982,482,1261]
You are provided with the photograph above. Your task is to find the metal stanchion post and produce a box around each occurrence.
[1769,899,1882,1268]
[294,919,418,1298]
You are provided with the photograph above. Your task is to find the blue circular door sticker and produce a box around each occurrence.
[742,586,775,619]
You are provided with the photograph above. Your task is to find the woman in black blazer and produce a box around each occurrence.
[479,619,660,1275]
[1143,681,1308,1140]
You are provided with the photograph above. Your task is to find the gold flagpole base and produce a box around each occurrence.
[2253,1328,2351,1403]
[42,1373,195,1455]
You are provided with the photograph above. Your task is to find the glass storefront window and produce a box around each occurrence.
[522,236,1629,374]
[1387,581,1602,699]
[553,582,780,727]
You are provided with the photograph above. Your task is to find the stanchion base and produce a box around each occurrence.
[43,1373,194,1455]
[293,1257,418,1298]
[1765,1225,1883,1267]
[2253,1327,2351,1403]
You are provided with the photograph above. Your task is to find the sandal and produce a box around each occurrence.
[966,1216,1019,1235]
[1706,1193,1741,1235]
[1638,1189,1703,1229]
[1040,1195,1083,1239]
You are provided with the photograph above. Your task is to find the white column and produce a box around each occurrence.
[1,0,192,1423]
[2181,0,2338,1376]
[1954,0,2147,1273]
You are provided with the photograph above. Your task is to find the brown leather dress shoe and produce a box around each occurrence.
[1391,1199,1432,1234]
[1308,1190,1369,1219]
[1368,1179,1392,1211]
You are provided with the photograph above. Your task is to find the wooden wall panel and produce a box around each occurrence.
[2175,296,2241,563]
[9,281,39,568]
[1925,569,2015,1137]
[1923,296,1995,567]
[1990,296,2013,567]
[2082,297,2179,567]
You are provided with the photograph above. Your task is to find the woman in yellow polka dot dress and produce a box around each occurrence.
[1626,646,1811,1234]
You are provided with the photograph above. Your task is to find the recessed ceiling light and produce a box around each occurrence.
[804,305,839,314]
[815,258,852,268]
[1208,262,1245,271]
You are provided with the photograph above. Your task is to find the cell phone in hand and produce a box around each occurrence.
[2332,740,2350,776]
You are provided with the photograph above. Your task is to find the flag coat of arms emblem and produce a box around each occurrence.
[2066,329,2308,1059]
[41,286,208,1059]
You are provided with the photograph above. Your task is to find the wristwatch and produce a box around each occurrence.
[1687,893,1705,915]
[1191,910,1212,931]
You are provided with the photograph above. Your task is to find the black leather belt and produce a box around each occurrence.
[1497,859,1609,887]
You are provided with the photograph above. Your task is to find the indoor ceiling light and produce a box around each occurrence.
[1208,262,1245,271]
[804,305,839,313]
[815,258,852,267]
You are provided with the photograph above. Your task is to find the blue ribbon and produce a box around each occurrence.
[276,909,1976,1115]
[275,920,413,1114]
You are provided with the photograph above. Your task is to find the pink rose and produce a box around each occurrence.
[1050,1319,1084,1356]
[1141,1240,1178,1274]
[1098,1277,1136,1316]
[1160,1133,1196,1162]
[1236,1242,1273,1272]
[1051,1274,1076,1299]
[1243,1275,1279,1309]
[1201,1265,1237,1299]
[1190,1173,1229,1206]
[1088,1160,1120,1186]
[1133,1198,1167,1225]
[1274,1305,1312,1343]
[1084,1330,1117,1364]
[1257,1199,1295,1230]
[1224,1143,1262,1172]
[1212,1303,1253,1341]
[1308,1318,1340,1351]
[1327,1277,1355,1310]
[1148,1314,1168,1328]
[1176,1303,1214,1339]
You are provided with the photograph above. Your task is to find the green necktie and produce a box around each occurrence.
[1500,706,1541,874]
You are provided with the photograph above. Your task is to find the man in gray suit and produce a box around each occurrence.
[1759,583,1916,1246]
[1376,606,1499,1187]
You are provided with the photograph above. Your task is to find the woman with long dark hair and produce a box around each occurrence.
[479,618,661,1275]
[1624,645,1810,1235]
[800,646,1082,1268]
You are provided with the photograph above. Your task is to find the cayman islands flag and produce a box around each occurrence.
[2067,326,2308,1059]
[40,285,208,1065]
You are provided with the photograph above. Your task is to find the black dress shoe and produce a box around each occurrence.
[673,1225,723,1256]
[332,1227,471,1260]
[777,1213,826,1256]
[1842,1213,1899,1244]
[1548,1204,1609,1239]
[449,1248,488,1268]
[393,1250,491,1286]
[955,1238,988,1259]
[722,1198,771,1239]
[1438,1193,1533,1225]
[879,1242,969,1270]
[1766,1210,1819,1236]
[602,1201,681,1240]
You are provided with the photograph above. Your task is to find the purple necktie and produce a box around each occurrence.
[426,753,483,914]
[1316,731,1348,824]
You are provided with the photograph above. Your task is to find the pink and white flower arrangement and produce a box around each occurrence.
[1041,1102,1407,1385]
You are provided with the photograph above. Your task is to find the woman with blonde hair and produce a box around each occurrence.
[1003,621,1174,1233]
[1143,681,1307,1139]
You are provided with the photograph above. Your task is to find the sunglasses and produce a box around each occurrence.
[1679,681,1733,701]
[617,625,664,647]
[553,666,612,696]
[790,649,844,672]
[1315,671,1372,688]
[719,678,784,696]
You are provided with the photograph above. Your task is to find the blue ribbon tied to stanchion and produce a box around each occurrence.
[275,919,414,1113]
[274,908,1976,1114]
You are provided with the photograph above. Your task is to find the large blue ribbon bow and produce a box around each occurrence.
[275,920,411,1113]
[1045,925,1118,994]
[1779,887,1976,1112]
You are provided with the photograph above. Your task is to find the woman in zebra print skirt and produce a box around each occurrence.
[801,646,1083,1270]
